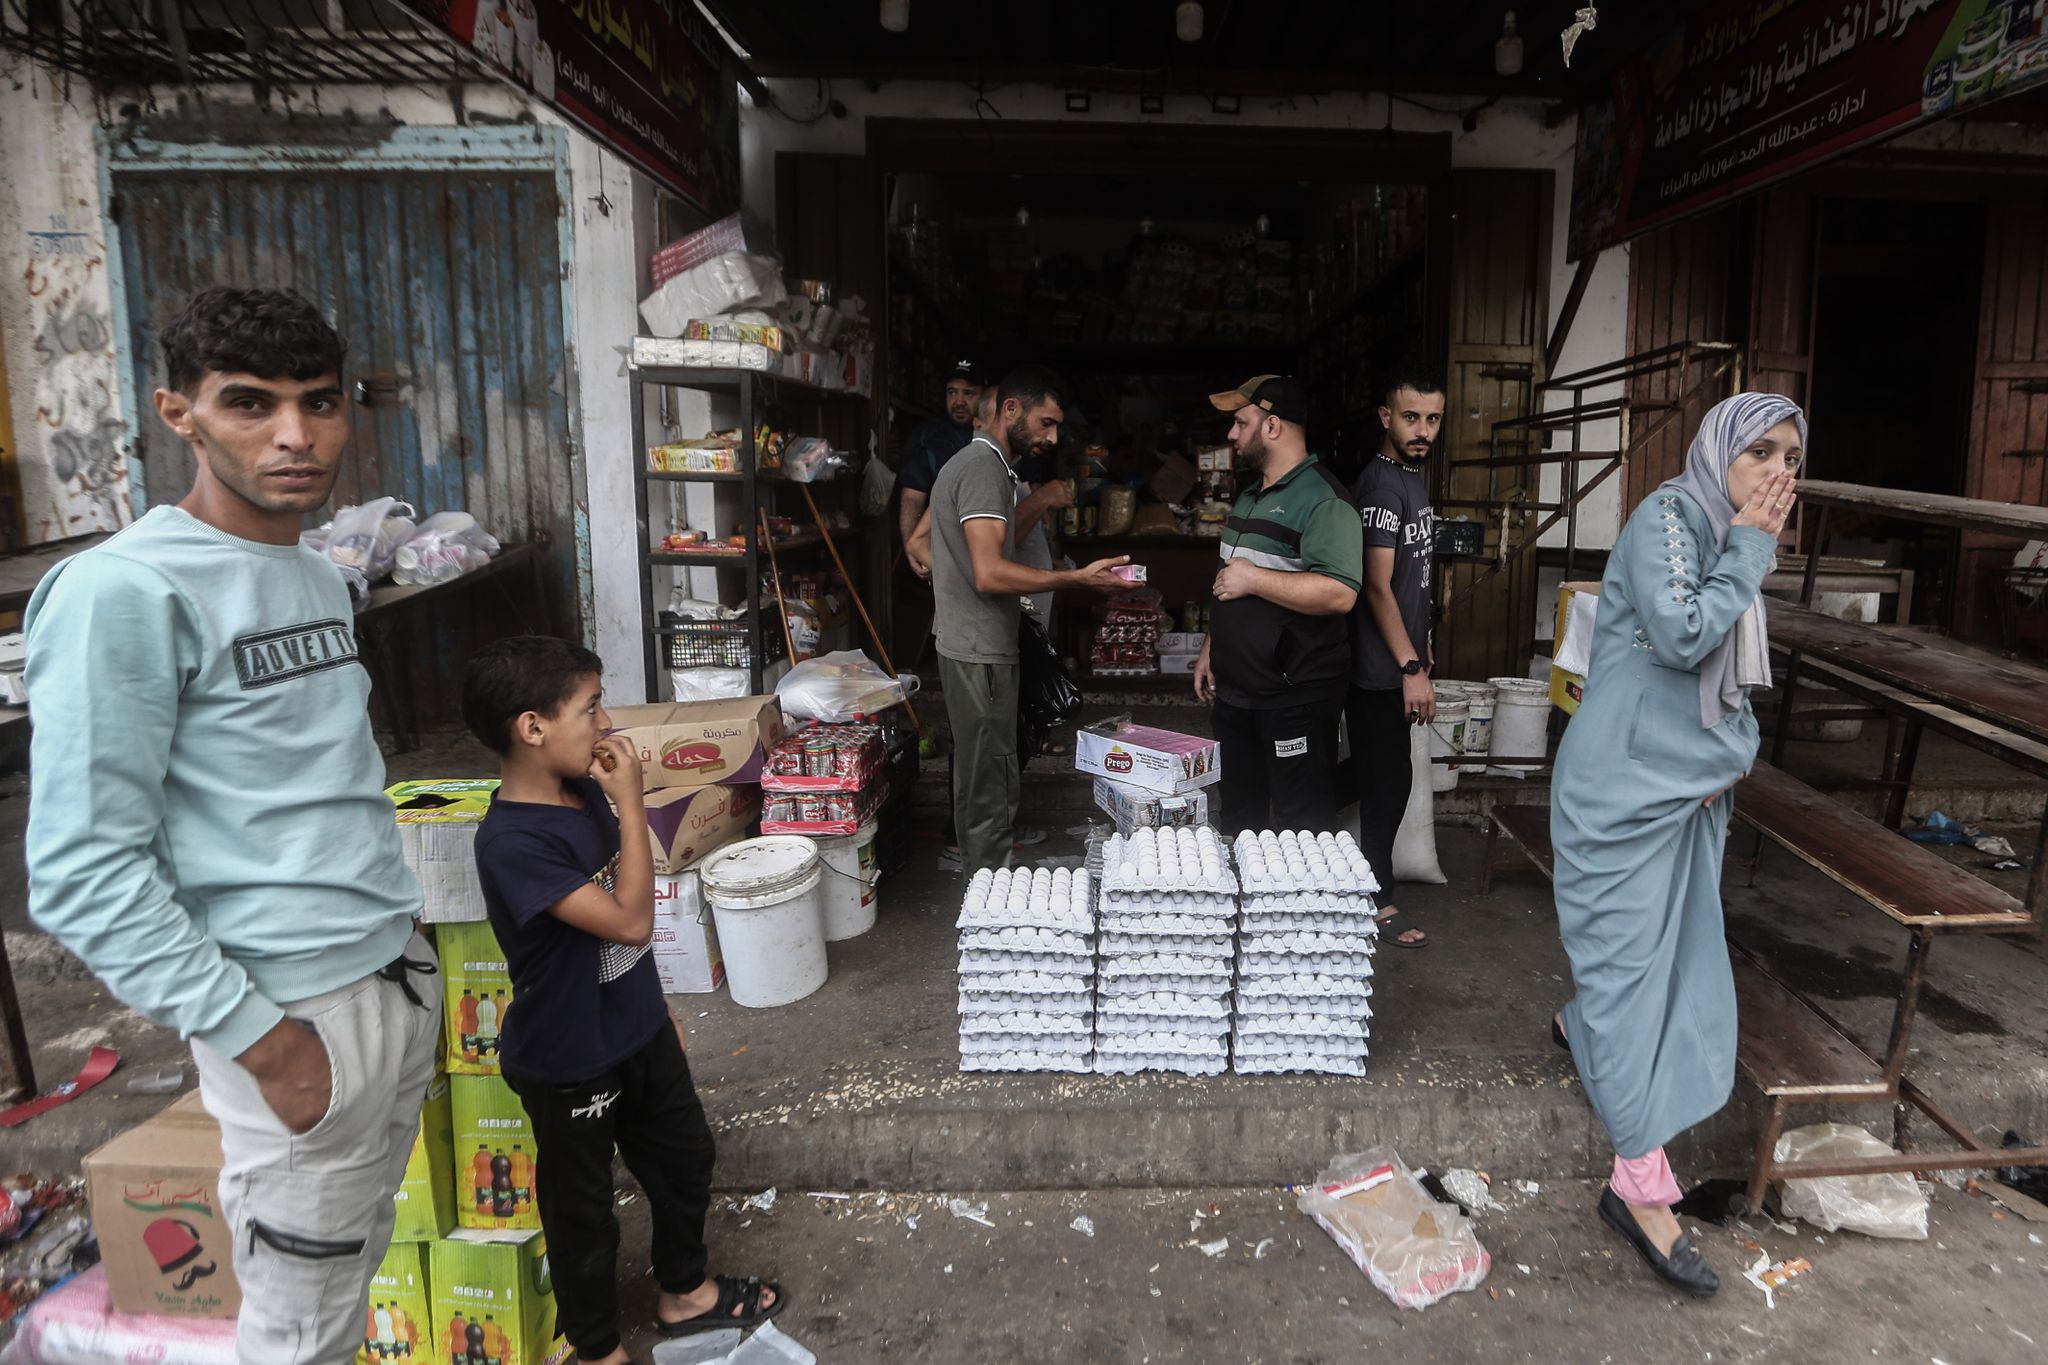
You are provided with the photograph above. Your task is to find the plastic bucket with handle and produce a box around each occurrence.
[698,836,827,1007]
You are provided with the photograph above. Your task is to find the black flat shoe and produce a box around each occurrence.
[1597,1186,1720,1297]
[1550,1014,1570,1051]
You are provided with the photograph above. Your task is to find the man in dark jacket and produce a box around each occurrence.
[1193,376,1363,834]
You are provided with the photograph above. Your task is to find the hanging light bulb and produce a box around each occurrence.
[1254,213,1270,237]
[1176,1,1204,43]
[1016,207,1031,227]
[1495,11,1525,76]
[880,0,910,34]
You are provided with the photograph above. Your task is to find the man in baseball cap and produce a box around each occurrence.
[1194,374,1362,836]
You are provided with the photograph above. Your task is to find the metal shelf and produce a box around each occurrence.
[645,468,748,483]
[630,364,870,402]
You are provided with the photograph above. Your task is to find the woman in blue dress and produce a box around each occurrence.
[1550,392,1804,1296]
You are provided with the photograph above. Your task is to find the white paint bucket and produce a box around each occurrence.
[1452,681,1497,769]
[813,819,880,941]
[1427,695,1469,793]
[1486,677,1552,778]
[699,836,827,1007]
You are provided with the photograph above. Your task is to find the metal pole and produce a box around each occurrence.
[796,482,924,734]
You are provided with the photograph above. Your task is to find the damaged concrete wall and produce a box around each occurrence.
[0,58,135,544]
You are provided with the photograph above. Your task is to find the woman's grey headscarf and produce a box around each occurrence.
[1657,391,1808,727]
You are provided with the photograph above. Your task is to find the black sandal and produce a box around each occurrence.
[656,1275,787,1337]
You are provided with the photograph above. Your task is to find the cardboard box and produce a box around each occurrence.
[359,1239,433,1363]
[429,1230,566,1365]
[1147,453,1200,506]
[652,871,725,994]
[1550,581,1603,716]
[1158,652,1201,676]
[392,1073,457,1243]
[1075,720,1221,795]
[83,1092,242,1320]
[440,921,514,1077]
[388,779,499,923]
[641,783,759,874]
[608,697,784,789]
[1156,632,1205,654]
[1093,776,1211,836]
[1195,445,1233,473]
[450,1076,540,1232]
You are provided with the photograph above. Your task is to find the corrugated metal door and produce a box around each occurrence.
[111,168,577,639]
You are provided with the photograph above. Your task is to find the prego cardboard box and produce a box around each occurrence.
[440,920,514,1077]
[358,1239,433,1363]
[429,1230,567,1365]
[640,782,759,873]
[1075,719,1221,795]
[652,870,724,994]
[388,779,499,923]
[83,1091,241,1320]
[391,1073,457,1243]
[608,696,784,789]
[451,1076,539,1232]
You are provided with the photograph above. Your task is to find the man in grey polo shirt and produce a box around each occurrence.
[929,365,1126,872]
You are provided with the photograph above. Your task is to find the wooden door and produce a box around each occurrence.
[1746,188,1822,408]
[1624,210,1737,506]
[1959,188,2048,644]
[1437,167,1552,682]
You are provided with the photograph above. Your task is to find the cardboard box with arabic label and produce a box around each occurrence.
[638,782,759,873]
[440,920,515,1077]
[82,1091,241,1319]
[386,779,498,922]
[390,1071,456,1242]
[358,1238,433,1363]
[608,697,784,790]
[429,1229,568,1365]
[451,1075,540,1232]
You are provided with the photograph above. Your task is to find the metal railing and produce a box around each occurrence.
[1441,341,1744,615]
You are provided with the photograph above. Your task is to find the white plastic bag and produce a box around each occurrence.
[860,455,896,519]
[393,511,501,586]
[1391,721,1446,884]
[775,649,905,722]
[1297,1147,1491,1309]
[672,667,750,701]
[320,497,416,581]
[1774,1123,1929,1239]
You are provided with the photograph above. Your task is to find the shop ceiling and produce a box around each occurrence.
[701,0,1705,99]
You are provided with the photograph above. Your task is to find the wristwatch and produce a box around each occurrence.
[1400,658,1425,676]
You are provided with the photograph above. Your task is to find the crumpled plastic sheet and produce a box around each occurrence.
[1298,1148,1491,1309]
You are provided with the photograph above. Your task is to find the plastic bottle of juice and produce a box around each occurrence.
[481,1314,507,1365]
[456,989,479,1060]
[475,993,499,1058]
[446,1312,467,1365]
[471,1148,493,1211]
[373,1302,396,1355]
[491,1151,515,1218]
[509,1144,532,1203]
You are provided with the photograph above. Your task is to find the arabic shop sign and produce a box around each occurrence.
[399,0,740,213]
[1569,0,2048,257]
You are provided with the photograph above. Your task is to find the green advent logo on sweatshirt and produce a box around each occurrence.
[232,620,360,689]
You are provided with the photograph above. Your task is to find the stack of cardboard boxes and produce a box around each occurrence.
[1076,717,1221,836]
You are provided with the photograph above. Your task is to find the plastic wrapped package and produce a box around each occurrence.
[3,1264,238,1365]
[672,667,750,701]
[393,510,501,586]
[775,650,906,722]
[1298,1148,1492,1309]
[1773,1124,1930,1239]
[311,496,416,582]
[638,251,787,336]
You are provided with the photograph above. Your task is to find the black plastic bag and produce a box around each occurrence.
[1017,612,1082,762]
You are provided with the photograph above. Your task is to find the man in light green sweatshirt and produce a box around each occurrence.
[25,286,439,1365]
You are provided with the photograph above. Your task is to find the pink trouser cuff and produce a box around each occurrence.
[1610,1148,1682,1206]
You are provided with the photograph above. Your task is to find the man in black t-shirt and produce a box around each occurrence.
[1348,374,1444,947]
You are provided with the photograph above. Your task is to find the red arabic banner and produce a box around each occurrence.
[1570,0,2048,258]
[400,0,741,214]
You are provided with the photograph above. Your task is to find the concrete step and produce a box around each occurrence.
[676,825,2048,1192]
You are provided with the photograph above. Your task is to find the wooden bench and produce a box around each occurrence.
[1480,803,1554,892]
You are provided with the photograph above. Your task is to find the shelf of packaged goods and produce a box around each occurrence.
[630,365,870,402]
[644,468,749,483]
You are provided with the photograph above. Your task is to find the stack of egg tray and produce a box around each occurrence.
[1230,830,1379,1077]
[957,865,1096,1073]
[1094,827,1238,1077]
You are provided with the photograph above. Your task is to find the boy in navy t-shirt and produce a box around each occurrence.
[463,637,784,1362]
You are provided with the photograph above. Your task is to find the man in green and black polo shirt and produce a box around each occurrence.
[1193,375,1363,835]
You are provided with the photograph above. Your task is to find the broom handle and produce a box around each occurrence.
[797,483,923,735]
[758,510,801,671]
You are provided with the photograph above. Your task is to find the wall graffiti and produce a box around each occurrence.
[20,212,132,539]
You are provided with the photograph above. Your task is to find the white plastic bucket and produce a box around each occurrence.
[813,819,880,941]
[1449,681,1497,768]
[699,836,827,1007]
[1427,695,1469,793]
[1487,677,1551,778]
